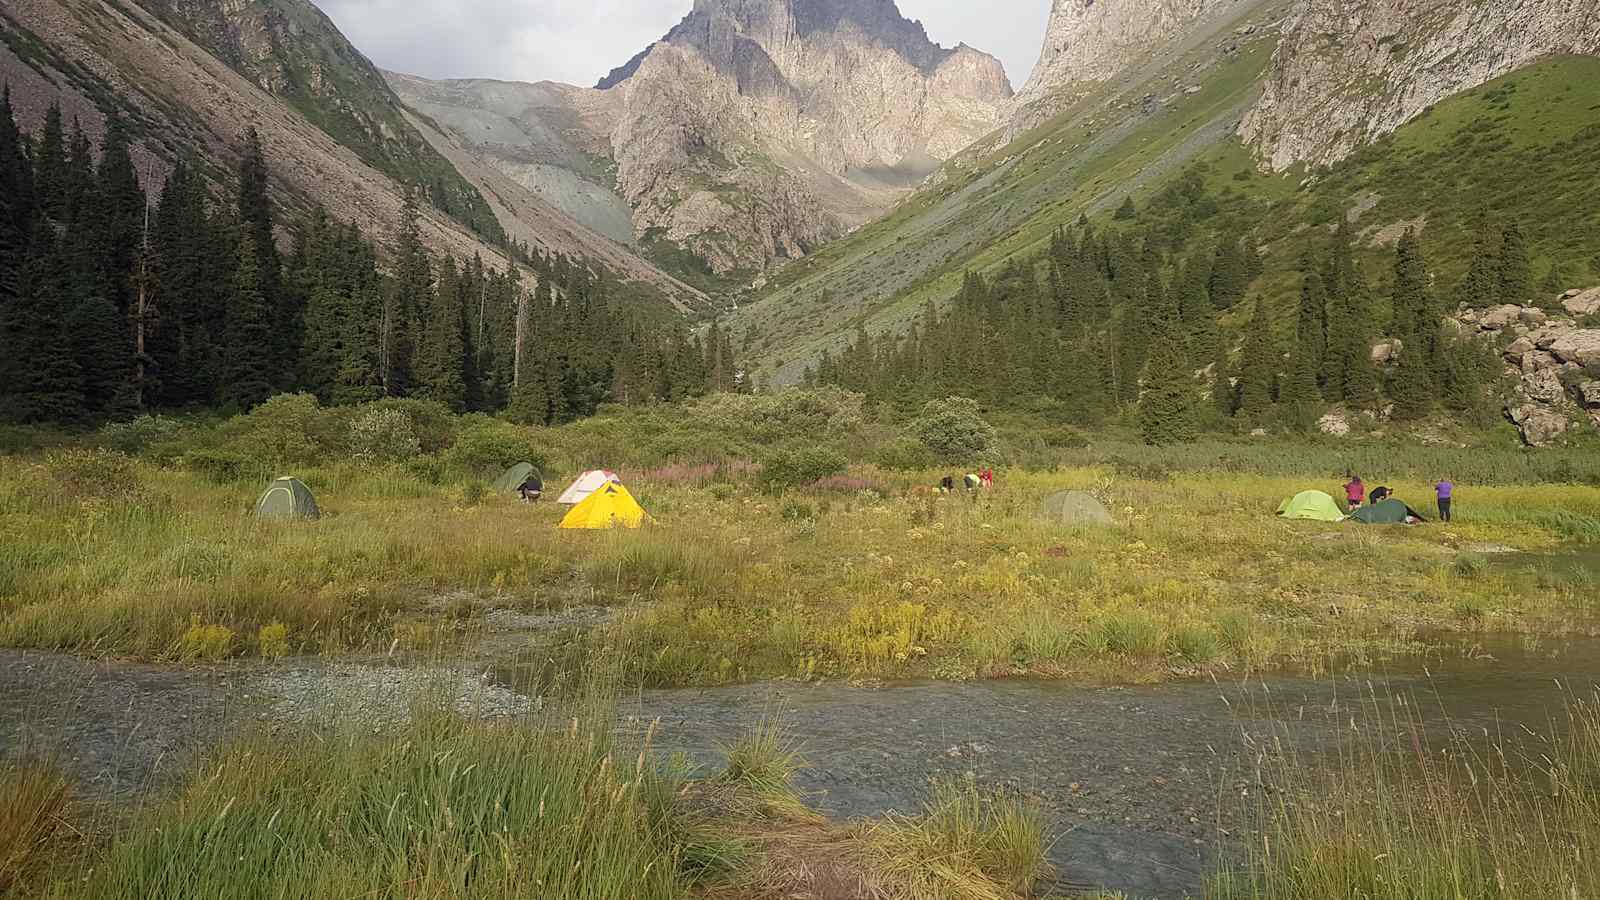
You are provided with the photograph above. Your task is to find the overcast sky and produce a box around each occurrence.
[314,1,1050,90]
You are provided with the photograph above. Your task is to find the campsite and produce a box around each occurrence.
[3,392,1600,899]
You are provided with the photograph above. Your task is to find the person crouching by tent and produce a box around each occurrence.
[1435,476,1455,523]
[1370,485,1391,505]
[980,468,995,489]
[940,475,955,494]
[518,472,544,503]
[1343,474,1365,512]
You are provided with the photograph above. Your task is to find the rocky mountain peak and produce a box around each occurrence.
[1014,0,1210,116]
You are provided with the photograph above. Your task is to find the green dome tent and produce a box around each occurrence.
[491,462,540,494]
[255,477,320,521]
[1039,491,1114,526]
[1351,498,1426,525]
[1277,490,1345,522]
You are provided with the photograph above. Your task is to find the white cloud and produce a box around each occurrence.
[314,0,1050,89]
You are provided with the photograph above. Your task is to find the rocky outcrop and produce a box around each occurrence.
[1456,294,1600,446]
[1015,0,1209,114]
[1241,0,1600,170]
[393,0,1012,275]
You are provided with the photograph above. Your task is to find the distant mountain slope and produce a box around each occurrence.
[734,0,1600,385]
[136,0,508,243]
[731,0,1287,382]
[387,0,1014,284]
[0,0,702,310]
[1242,0,1600,169]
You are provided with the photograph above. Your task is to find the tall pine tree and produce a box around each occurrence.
[224,236,275,409]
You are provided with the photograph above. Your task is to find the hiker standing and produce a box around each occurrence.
[1343,474,1366,512]
[1435,477,1454,523]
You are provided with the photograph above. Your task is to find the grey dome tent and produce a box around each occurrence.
[255,477,320,521]
[1038,491,1114,526]
[491,462,540,494]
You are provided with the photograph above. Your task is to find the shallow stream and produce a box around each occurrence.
[5,632,1600,898]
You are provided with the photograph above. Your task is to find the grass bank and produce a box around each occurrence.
[1211,690,1600,898]
[4,393,1599,682]
[3,445,1597,685]
[12,694,1050,900]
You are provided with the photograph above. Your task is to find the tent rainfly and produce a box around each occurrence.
[1351,498,1426,525]
[559,482,648,530]
[1276,490,1345,522]
[255,477,320,521]
[557,470,619,505]
[1038,490,1114,526]
[491,463,540,494]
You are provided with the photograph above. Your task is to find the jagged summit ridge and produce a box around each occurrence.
[404,0,1012,276]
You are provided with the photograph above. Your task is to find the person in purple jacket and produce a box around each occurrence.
[1435,477,1455,523]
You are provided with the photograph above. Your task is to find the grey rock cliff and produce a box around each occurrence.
[1241,0,1600,170]
[393,0,1012,275]
[1011,0,1213,125]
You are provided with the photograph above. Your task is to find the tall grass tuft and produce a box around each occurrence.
[0,762,71,894]
[718,715,809,813]
[49,711,710,900]
[1211,690,1600,899]
[862,776,1050,900]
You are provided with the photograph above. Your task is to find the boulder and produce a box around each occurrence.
[1575,380,1600,409]
[1562,287,1600,318]
[1508,404,1570,447]
[1550,330,1600,367]
[1371,339,1402,364]
[1505,336,1535,360]
[1521,350,1560,375]
[1318,409,1351,437]
[1563,288,1585,300]
[1520,308,1549,328]
[1521,369,1569,405]
[1531,327,1565,351]
[1479,304,1523,330]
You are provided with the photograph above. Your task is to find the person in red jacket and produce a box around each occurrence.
[1343,474,1366,512]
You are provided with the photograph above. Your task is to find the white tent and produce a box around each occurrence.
[557,470,619,505]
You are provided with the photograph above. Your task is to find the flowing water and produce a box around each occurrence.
[6,630,1600,898]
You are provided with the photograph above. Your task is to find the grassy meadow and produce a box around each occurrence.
[5,390,1600,899]
[2,392,1599,683]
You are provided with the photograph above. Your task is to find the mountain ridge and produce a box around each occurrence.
[386,0,1014,281]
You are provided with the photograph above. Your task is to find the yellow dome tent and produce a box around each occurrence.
[559,481,648,530]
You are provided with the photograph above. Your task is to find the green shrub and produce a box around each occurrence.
[906,397,998,462]
[257,623,291,659]
[1452,553,1489,579]
[443,417,544,477]
[96,415,184,454]
[355,398,457,452]
[182,449,261,484]
[347,408,422,463]
[781,500,816,522]
[1039,425,1090,450]
[218,394,337,465]
[760,447,847,489]
[873,436,938,472]
[692,387,866,444]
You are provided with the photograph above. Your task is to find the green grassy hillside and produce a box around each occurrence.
[736,31,1600,383]
[135,0,508,245]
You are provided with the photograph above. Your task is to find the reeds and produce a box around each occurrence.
[0,762,70,895]
[1211,689,1600,899]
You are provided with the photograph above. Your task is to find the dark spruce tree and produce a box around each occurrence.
[223,236,276,409]
[1235,296,1278,419]
[1497,222,1531,308]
